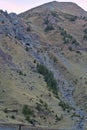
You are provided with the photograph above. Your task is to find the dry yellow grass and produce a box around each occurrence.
[0,35,76,128]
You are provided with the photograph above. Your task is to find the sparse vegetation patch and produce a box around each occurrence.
[22,105,36,124]
[37,63,58,97]
[45,24,54,32]
[83,28,87,40]
[59,100,72,112]
[59,27,79,46]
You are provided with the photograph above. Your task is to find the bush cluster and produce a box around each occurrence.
[44,17,49,24]
[22,105,34,116]
[65,14,77,21]
[22,105,35,124]
[69,16,77,21]
[37,63,58,96]
[59,101,72,112]
[27,26,31,32]
[51,11,58,17]
[83,28,87,40]
[59,27,79,46]
[44,25,54,32]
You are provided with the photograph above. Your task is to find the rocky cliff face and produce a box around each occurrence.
[0,1,87,129]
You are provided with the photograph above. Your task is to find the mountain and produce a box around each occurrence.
[0,1,87,129]
[19,1,87,49]
[20,1,87,17]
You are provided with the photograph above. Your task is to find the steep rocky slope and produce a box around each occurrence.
[0,10,76,129]
[0,1,87,129]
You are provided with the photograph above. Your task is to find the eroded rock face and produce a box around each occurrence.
[0,11,38,47]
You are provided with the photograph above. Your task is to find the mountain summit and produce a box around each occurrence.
[20,1,87,17]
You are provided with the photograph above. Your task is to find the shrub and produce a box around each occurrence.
[4,108,8,113]
[22,105,36,124]
[51,11,58,17]
[22,105,34,116]
[36,101,48,112]
[36,103,42,112]
[83,28,87,34]
[71,39,79,46]
[11,115,15,119]
[19,70,23,75]
[2,20,4,24]
[76,50,81,54]
[45,25,54,32]
[28,119,36,125]
[61,30,67,36]
[63,37,69,44]
[83,28,87,40]
[27,26,31,32]
[83,35,87,40]
[69,16,77,21]
[39,99,44,104]
[36,101,50,116]
[55,114,63,122]
[34,59,36,63]
[59,101,72,111]
[17,70,26,76]
[68,46,73,51]
[25,46,29,51]
[25,116,36,125]
[44,18,49,24]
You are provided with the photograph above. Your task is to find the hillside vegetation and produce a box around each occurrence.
[0,1,87,129]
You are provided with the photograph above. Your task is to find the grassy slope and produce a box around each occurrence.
[0,35,76,129]
[20,7,87,114]
[0,2,87,128]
